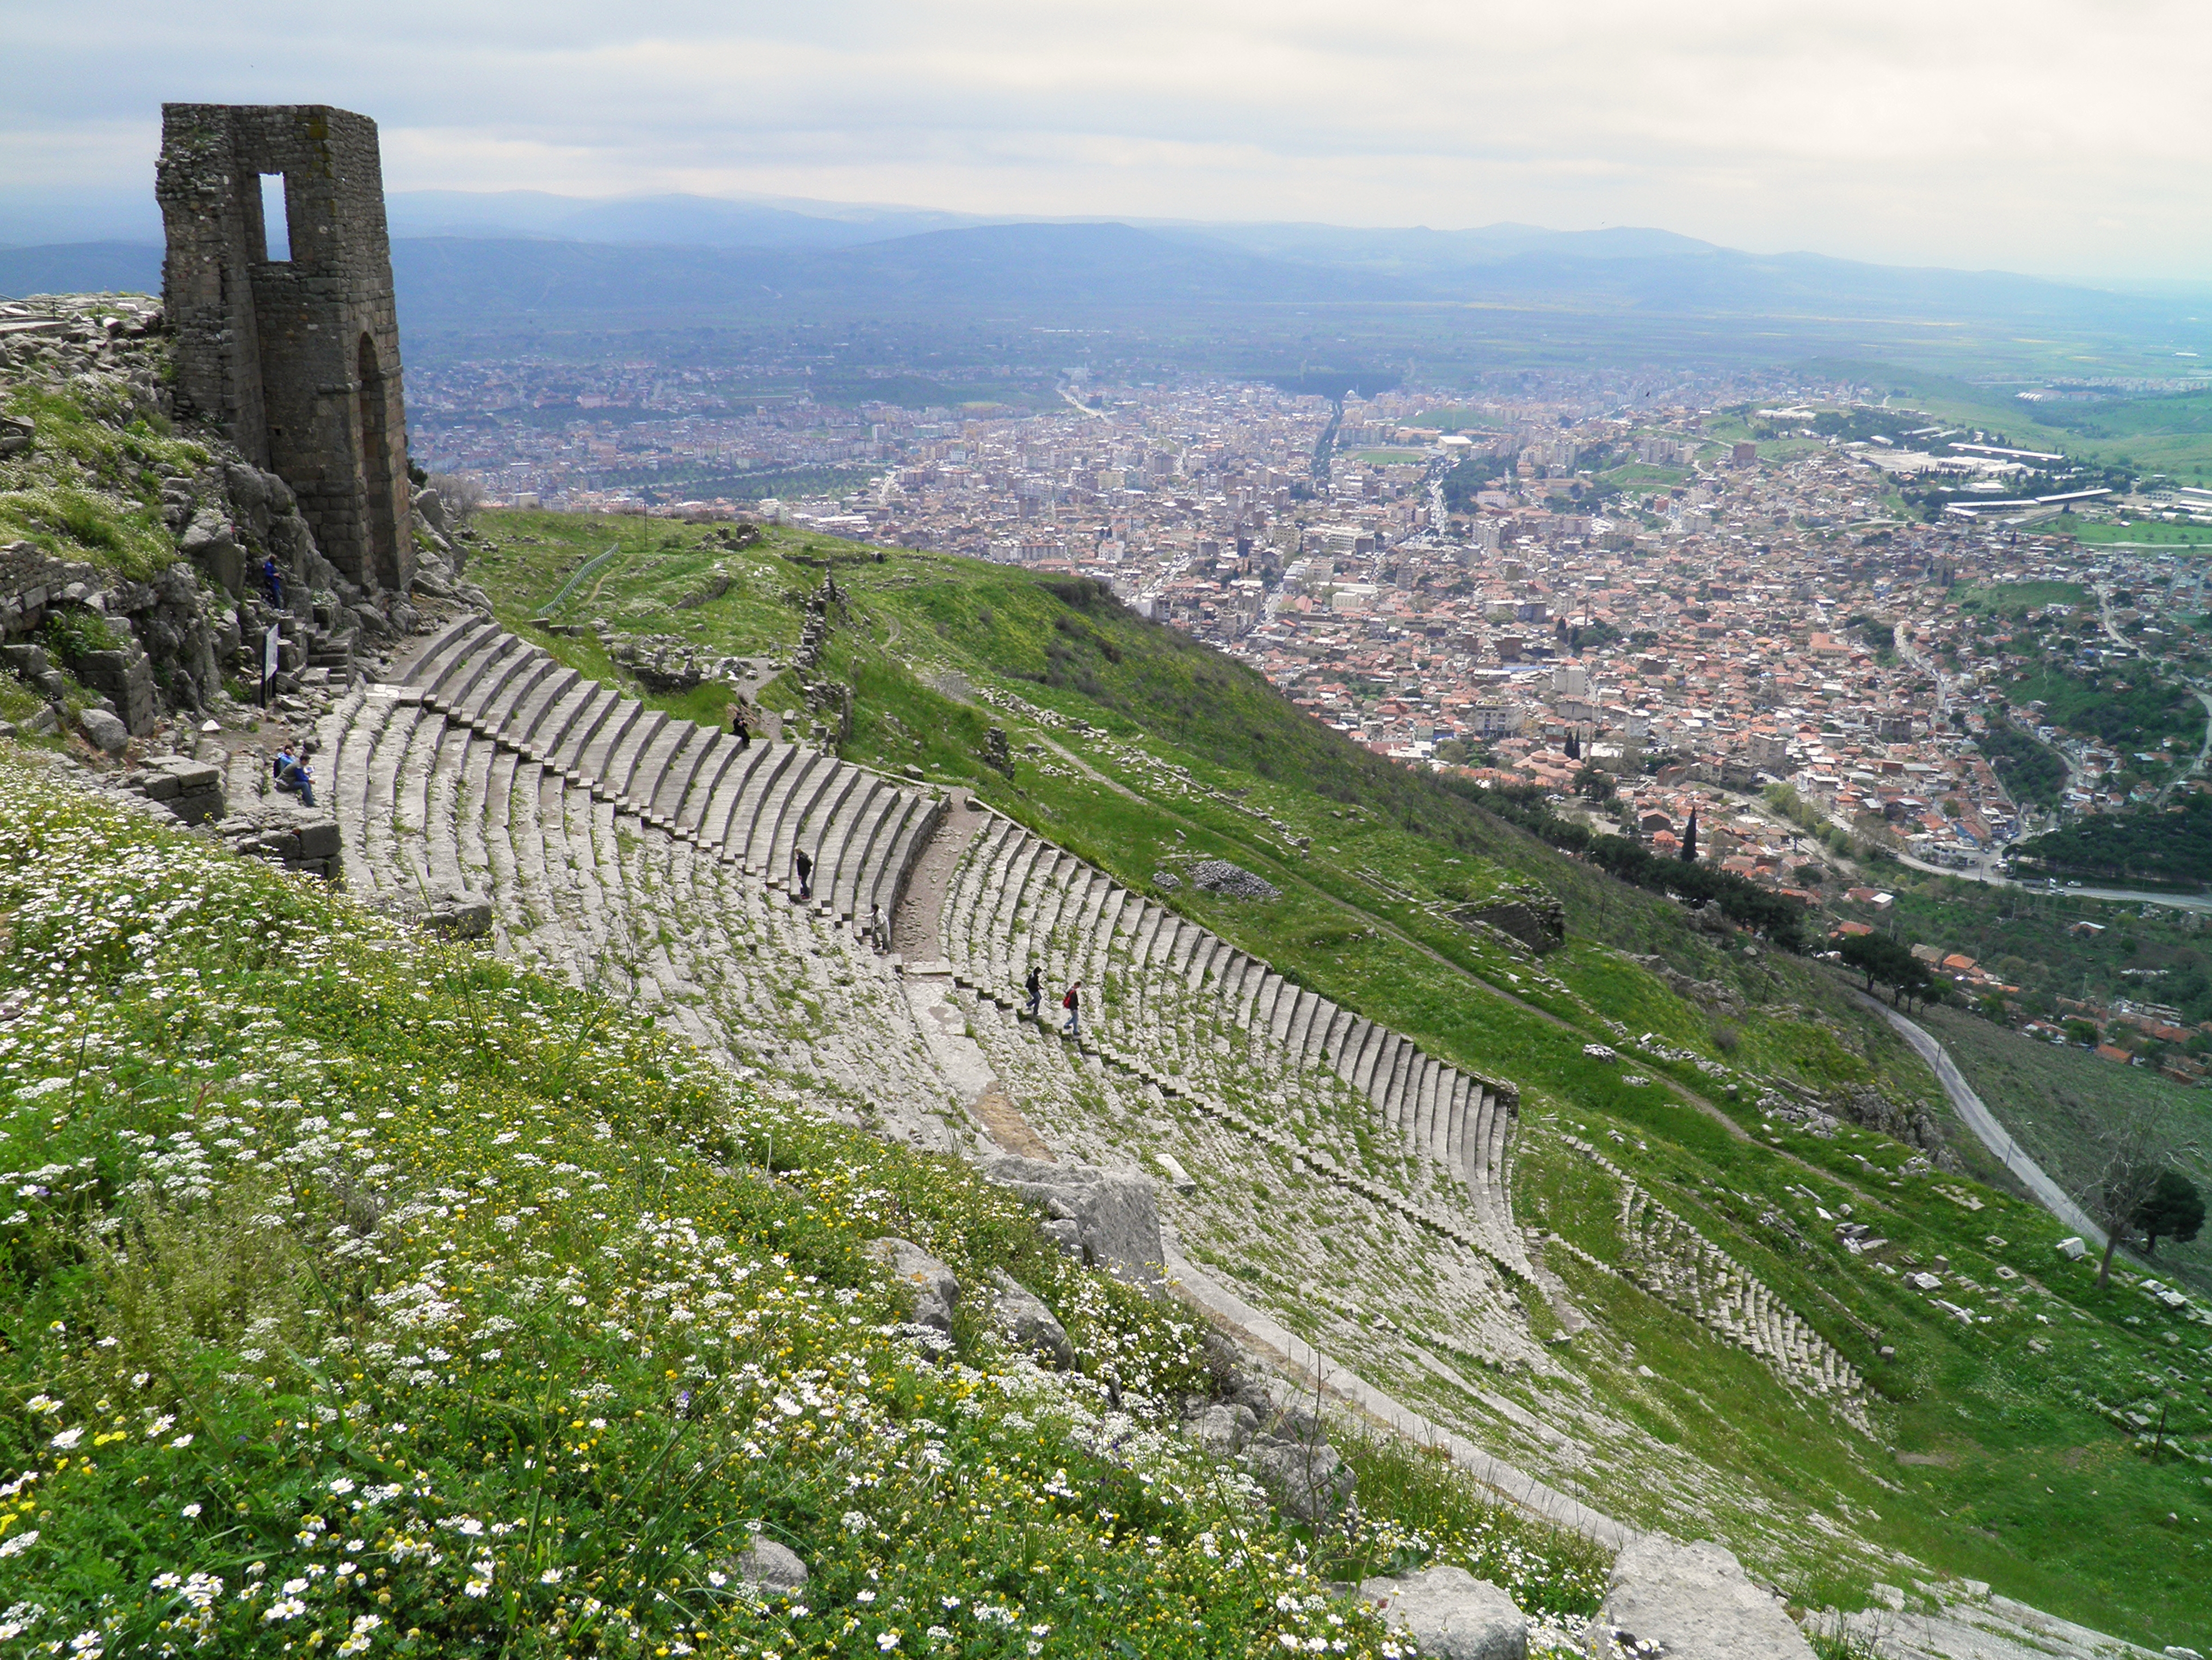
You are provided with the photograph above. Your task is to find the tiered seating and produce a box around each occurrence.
[936,810,1527,1275]
[947,982,1538,1366]
[319,678,963,1143]
[1562,1133,1873,1431]
[329,620,1528,1278]
[392,618,941,928]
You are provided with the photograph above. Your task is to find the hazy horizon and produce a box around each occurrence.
[5,1,2211,287]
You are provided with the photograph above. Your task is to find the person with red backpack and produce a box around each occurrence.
[1061,980,1081,1037]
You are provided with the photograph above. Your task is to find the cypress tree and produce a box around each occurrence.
[1681,808,1698,862]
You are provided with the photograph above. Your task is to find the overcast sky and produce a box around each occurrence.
[3,0,2205,282]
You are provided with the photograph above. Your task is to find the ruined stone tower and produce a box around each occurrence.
[157,103,414,593]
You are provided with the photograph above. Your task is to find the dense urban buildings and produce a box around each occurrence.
[415,371,2212,903]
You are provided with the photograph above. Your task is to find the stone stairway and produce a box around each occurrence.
[940,809,1530,1276]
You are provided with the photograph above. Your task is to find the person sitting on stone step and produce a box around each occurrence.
[731,705,750,748]
[289,757,316,809]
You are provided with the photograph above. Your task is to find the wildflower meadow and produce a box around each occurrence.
[0,755,1604,1656]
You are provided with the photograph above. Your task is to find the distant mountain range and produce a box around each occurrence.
[4,189,2208,356]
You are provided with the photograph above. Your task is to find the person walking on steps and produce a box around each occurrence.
[793,848,813,900]
[1024,964,1043,1019]
[1061,980,1081,1038]
[731,705,750,749]
[263,555,283,609]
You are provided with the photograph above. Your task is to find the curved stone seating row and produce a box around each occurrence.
[948,985,1539,1364]
[320,681,961,1139]
[398,617,942,932]
[938,808,1526,1274]
[1561,1133,1872,1431]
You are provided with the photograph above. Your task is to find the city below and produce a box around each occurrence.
[416,370,2212,915]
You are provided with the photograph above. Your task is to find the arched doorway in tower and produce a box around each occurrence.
[358,333,402,589]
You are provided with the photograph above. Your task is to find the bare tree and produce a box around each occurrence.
[2078,1097,2202,1288]
[427,471,488,525]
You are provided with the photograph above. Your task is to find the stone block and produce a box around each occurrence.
[1360,1566,1527,1660]
[981,1155,1166,1288]
[1597,1537,1813,1660]
[169,788,224,827]
[988,1269,1074,1368]
[75,648,157,735]
[731,1538,808,1594]
[152,758,223,794]
[139,771,182,801]
[423,889,492,939]
[1,643,50,679]
[866,1237,960,1333]
[78,707,130,755]
[296,819,341,860]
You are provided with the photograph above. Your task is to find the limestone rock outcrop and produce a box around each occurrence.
[1359,1565,1528,1660]
[867,1237,961,1333]
[1596,1536,1813,1660]
[980,1154,1166,1287]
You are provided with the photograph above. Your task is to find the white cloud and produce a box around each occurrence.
[2,0,2206,278]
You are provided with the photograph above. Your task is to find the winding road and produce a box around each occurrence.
[1863,995,2105,1246]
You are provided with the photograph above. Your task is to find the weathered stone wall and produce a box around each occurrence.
[156,103,414,594]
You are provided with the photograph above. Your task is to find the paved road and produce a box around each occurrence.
[1866,997,2105,1246]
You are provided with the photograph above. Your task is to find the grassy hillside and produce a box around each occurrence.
[1918,1003,2212,1287]
[448,509,2212,1646]
[0,755,1609,1656]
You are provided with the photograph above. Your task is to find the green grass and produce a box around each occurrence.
[1595,463,1688,489]
[2062,518,2212,548]
[449,507,2212,1644]
[1957,581,2091,617]
[1348,448,1430,465]
[0,753,1612,1658]
[0,384,212,582]
[1915,1002,2212,1288]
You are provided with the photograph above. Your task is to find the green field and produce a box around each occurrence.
[1958,580,2091,616]
[2064,518,2212,548]
[1349,447,1431,464]
[436,505,2212,1643]
[1595,462,1689,488]
[1795,361,2212,483]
